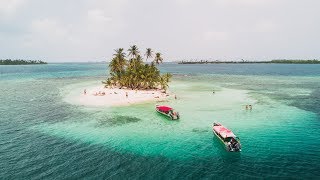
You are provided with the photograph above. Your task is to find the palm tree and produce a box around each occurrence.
[136,55,144,65]
[128,45,140,59]
[159,73,172,92]
[154,52,163,65]
[113,48,126,59]
[145,48,153,62]
[105,46,171,90]
[163,73,172,83]
[102,78,112,88]
[107,48,128,87]
[109,48,127,73]
[159,75,168,92]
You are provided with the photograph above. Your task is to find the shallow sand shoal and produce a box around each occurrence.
[65,85,170,107]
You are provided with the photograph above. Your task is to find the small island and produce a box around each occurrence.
[103,45,172,91]
[178,59,320,64]
[67,45,174,107]
[0,59,47,65]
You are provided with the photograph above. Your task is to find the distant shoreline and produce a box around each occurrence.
[0,59,47,65]
[178,59,320,64]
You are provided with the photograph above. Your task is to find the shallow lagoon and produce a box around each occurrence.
[1,63,320,178]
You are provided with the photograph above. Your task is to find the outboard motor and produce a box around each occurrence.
[227,143,233,151]
[234,142,241,151]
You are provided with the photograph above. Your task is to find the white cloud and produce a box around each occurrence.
[22,18,73,50]
[86,9,113,33]
[0,0,26,17]
[215,0,269,6]
[203,31,229,41]
[87,9,112,23]
[0,0,319,61]
[30,18,69,38]
[254,21,277,33]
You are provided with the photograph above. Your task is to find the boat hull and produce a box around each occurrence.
[156,109,179,120]
[213,129,231,151]
[212,124,241,152]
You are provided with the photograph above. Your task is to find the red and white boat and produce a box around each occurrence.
[155,105,180,120]
[212,122,241,152]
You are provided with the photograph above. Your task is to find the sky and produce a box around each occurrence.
[0,0,319,62]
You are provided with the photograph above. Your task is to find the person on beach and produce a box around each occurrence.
[126,92,128,98]
[174,95,177,99]
[84,89,86,95]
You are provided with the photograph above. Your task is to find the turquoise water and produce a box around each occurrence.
[1,63,320,179]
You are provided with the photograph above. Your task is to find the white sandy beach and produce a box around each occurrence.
[65,85,170,107]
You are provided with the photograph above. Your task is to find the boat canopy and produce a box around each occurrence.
[157,106,172,111]
[213,125,236,138]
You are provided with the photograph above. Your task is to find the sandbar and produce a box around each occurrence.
[65,85,170,107]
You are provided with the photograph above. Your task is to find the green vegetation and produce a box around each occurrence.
[270,59,320,64]
[179,59,320,64]
[0,59,47,65]
[103,45,172,91]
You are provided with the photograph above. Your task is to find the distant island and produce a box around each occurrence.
[0,59,47,65]
[178,59,320,64]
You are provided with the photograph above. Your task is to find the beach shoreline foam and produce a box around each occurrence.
[64,85,170,107]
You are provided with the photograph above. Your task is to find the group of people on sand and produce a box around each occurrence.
[245,104,253,110]
[83,89,106,96]
[94,91,106,96]
[154,92,173,99]
[83,88,178,100]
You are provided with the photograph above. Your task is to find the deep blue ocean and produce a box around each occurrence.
[0,63,320,179]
